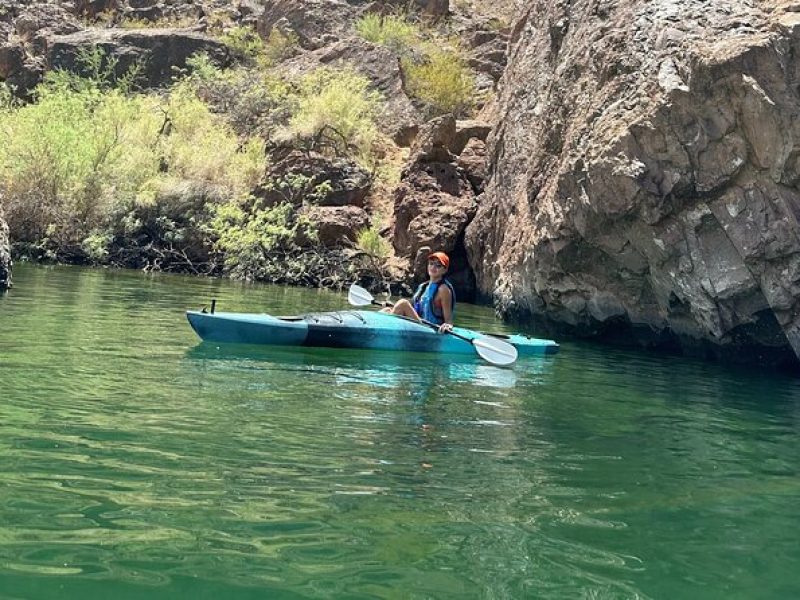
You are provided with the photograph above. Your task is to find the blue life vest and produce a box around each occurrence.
[412,279,456,325]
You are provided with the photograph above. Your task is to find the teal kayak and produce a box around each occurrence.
[186,309,559,357]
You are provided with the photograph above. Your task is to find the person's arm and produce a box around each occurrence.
[436,286,454,333]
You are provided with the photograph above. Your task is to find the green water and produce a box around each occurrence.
[1,264,799,599]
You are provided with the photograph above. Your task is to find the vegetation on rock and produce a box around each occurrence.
[354,12,476,118]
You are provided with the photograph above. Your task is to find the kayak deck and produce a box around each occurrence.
[186,309,559,357]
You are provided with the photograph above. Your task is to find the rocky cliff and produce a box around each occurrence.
[466,0,800,367]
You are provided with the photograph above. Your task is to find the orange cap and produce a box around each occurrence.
[427,251,450,269]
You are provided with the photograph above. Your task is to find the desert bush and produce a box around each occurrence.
[0,49,265,262]
[263,29,300,64]
[219,25,298,67]
[103,179,224,272]
[286,67,381,160]
[159,84,265,195]
[356,224,390,260]
[206,197,317,281]
[355,13,419,54]
[403,48,475,116]
[220,25,266,63]
[180,54,293,139]
[0,73,161,253]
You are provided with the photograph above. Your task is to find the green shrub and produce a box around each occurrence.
[263,29,299,65]
[403,49,475,116]
[206,198,317,281]
[181,54,293,139]
[0,78,161,249]
[219,26,298,67]
[356,225,390,260]
[220,25,266,62]
[0,51,265,261]
[180,58,382,162]
[160,84,265,195]
[355,13,419,54]
[287,67,381,160]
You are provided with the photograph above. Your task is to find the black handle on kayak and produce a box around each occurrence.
[368,299,393,308]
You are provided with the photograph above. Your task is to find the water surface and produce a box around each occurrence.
[1,264,799,599]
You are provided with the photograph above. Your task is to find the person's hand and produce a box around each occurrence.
[438,323,453,334]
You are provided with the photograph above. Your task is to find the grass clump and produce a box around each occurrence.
[287,67,382,160]
[355,13,420,53]
[403,48,475,117]
[356,225,390,260]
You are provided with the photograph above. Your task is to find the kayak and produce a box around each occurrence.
[185,309,559,357]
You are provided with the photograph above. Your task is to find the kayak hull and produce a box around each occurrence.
[186,310,559,357]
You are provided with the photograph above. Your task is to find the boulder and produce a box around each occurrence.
[468,35,508,83]
[301,205,370,247]
[392,159,477,281]
[257,0,360,50]
[457,137,488,192]
[15,3,82,43]
[409,114,458,163]
[454,119,492,154]
[0,43,43,97]
[258,151,373,208]
[74,0,120,20]
[0,43,24,79]
[465,0,800,368]
[391,114,479,289]
[362,0,450,18]
[48,28,230,88]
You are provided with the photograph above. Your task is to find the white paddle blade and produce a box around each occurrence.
[472,336,518,366]
[348,284,374,307]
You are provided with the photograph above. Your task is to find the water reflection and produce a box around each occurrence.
[184,342,555,391]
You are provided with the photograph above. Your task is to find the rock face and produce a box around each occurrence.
[392,116,479,295]
[48,28,230,88]
[257,0,360,50]
[0,204,11,291]
[259,150,373,208]
[301,204,370,247]
[466,1,800,367]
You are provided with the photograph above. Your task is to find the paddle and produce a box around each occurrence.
[347,284,518,366]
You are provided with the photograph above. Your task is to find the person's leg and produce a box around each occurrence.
[391,299,419,320]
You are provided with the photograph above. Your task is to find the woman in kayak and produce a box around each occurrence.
[384,251,455,333]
